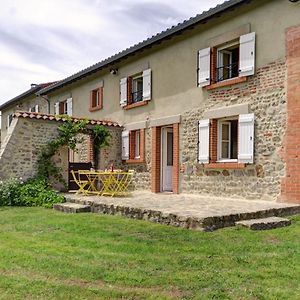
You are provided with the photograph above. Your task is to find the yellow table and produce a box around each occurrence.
[77,170,134,197]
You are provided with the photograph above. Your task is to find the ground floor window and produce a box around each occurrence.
[198,113,254,164]
[218,119,238,161]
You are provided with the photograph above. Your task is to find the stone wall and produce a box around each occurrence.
[0,117,62,181]
[180,60,287,201]
[0,116,121,192]
[98,127,124,170]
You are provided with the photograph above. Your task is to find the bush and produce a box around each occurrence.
[0,178,64,208]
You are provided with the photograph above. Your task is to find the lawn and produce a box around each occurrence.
[0,207,299,300]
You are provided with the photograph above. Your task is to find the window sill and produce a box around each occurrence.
[89,106,103,112]
[124,101,148,110]
[204,162,246,169]
[124,159,145,164]
[205,76,247,90]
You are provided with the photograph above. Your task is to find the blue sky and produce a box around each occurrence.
[0,0,224,105]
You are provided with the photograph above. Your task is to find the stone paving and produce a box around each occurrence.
[63,191,300,231]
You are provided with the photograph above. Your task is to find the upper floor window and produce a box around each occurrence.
[54,98,72,116]
[29,104,39,113]
[198,32,256,87]
[120,69,151,109]
[216,41,239,82]
[132,74,143,103]
[90,87,103,112]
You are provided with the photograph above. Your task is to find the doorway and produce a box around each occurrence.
[161,127,173,192]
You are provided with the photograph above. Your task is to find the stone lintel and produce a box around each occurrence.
[149,114,181,127]
[203,103,250,119]
[124,120,147,131]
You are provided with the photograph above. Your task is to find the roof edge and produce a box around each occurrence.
[39,0,252,95]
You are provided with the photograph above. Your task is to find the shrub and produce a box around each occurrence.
[0,178,64,208]
[0,178,22,206]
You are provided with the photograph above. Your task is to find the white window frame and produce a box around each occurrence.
[134,130,140,159]
[132,73,143,103]
[216,40,239,82]
[217,117,238,162]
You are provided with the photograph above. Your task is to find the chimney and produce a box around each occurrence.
[31,83,38,88]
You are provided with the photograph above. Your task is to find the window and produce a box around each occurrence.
[54,98,72,116]
[216,41,239,82]
[132,74,143,103]
[198,32,256,87]
[29,104,39,113]
[198,113,254,165]
[90,87,103,111]
[218,119,238,161]
[134,130,140,159]
[120,69,151,108]
[122,129,145,162]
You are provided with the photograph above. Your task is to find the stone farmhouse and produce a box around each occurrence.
[1,0,300,203]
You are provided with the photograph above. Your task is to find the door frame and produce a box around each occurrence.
[160,126,174,192]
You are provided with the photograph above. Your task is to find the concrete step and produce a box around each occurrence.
[235,217,291,230]
[53,202,91,213]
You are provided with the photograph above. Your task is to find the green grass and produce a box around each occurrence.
[0,207,299,299]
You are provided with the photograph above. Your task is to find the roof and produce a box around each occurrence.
[0,82,56,111]
[39,0,252,95]
[13,111,121,127]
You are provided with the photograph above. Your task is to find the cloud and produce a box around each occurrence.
[0,0,224,104]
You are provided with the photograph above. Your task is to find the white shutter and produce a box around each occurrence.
[238,113,254,164]
[54,102,59,115]
[120,78,128,107]
[198,119,210,164]
[239,32,255,77]
[142,69,151,101]
[122,130,129,160]
[198,47,211,87]
[35,104,39,113]
[66,98,73,116]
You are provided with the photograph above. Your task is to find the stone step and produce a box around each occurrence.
[235,217,291,230]
[53,202,91,213]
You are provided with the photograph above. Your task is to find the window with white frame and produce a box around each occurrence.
[198,113,254,165]
[120,69,152,107]
[29,104,39,113]
[122,129,144,161]
[132,74,143,103]
[216,41,239,82]
[198,32,256,87]
[218,118,238,161]
[135,130,140,159]
[54,98,72,116]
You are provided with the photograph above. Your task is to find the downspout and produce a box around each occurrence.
[38,94,51,114]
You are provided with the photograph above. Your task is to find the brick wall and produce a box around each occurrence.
[281,25,300,203]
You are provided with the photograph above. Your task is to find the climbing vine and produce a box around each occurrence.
[36,116,110,185]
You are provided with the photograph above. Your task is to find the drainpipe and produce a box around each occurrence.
[38,94,51,114]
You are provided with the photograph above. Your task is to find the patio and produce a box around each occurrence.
[59,191,300,231]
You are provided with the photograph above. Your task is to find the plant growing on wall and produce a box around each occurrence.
[91,124,111,168]
[36,116,110,185]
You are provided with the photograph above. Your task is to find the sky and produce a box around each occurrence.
[0,0,224,105]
